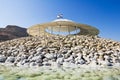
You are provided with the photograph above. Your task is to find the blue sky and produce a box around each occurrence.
[0,0,120,41]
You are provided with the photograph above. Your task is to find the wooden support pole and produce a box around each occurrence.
[59,25,61,46]
[75,26,77,34]
[68,26,70,35]
[39,26,40,37]
[75,26,78,38]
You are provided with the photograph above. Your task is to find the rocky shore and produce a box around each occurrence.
[0,35,120,68]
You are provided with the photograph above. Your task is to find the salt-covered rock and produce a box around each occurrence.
[64,55,74,62]
[43,58,49,62]
[31,55,42,61]
[76,59,85,65]
[101,60,113,66]
[29,62,37,67]
[36,47,44,52]
[51,62,61,68]
[57,54,63,58]
[20,54,28,60]
[36,63,43,67]
[23,63,29,67]
[67,50,73,55]
[6,50,12,56]
[56,57,64,65]
[5,56,15,63]
[36,59,43,63]
[74,46,82,50]
[44,53,54,59]
[42,62,51,66]
[21,59,29,64]
[0,55,6,63]
[76,54,82,59]
[16,61,23,66]
[63,62,77,68]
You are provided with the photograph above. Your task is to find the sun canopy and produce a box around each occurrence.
[27,19,99,36]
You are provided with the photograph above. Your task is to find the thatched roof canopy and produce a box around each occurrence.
[27,20,99,36]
